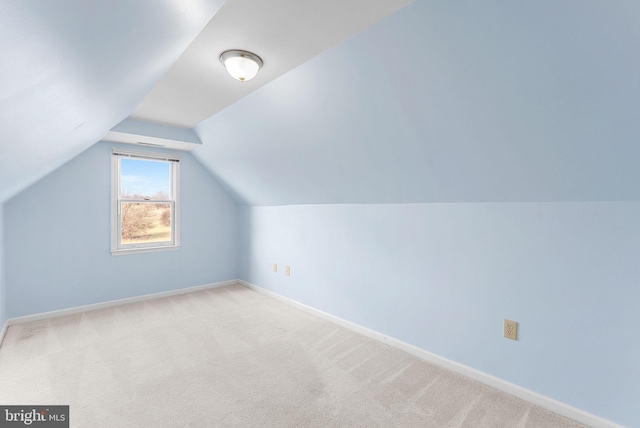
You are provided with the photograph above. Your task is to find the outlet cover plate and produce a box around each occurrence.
[504,319,518,340]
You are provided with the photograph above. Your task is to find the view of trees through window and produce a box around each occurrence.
[119,158,172,245]
[121,199,171,244]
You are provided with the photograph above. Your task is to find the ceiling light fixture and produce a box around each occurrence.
[219,50,263,82]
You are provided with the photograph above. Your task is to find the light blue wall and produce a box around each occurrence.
[0,203,6,329]
[4,141,239,318]
[0,0,227,203]
[195,0,640,206]
[240,203,640,427]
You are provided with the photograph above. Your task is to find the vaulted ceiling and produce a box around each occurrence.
[132,0,413,127]
[2,0,639,205]
[0,0,226,202]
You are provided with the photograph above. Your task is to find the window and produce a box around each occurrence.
[111,148,180,254]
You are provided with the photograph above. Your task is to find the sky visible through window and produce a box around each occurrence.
[120,158,170,198]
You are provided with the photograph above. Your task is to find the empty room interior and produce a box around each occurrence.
[0,0,638,427]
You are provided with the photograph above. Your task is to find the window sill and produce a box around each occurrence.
[111,245,181,256]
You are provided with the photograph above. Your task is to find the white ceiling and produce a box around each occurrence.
[0,0,413,202]
[131,0,414,128]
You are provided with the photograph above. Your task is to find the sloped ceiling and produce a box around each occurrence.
[2,0,639,206]
[0,0,226,203]
[194,0,640,205]
[132,0,414,128]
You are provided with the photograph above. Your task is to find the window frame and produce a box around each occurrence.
[110,148,181,255]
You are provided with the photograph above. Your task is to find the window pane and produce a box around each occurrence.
[120,158,170,199]
[121,202,171,244]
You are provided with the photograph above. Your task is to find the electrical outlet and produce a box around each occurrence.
[272,263,277,273]
[285,266,291,276]
[504,319,518,340]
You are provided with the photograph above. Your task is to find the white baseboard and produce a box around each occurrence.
[4,279,238,328]
[239,280,622,428]
[0,319,7,348]
[0,279,622,428]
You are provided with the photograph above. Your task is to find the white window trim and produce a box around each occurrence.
[111,148,181,255]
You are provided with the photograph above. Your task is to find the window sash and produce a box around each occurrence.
[112,148,180,162]
[111,148,180,254]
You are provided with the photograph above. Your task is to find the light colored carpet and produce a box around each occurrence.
[0,284,586,427]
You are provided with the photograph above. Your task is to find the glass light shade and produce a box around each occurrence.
[220,50,263,82]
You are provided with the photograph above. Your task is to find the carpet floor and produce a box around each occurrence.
[0,284,586,427]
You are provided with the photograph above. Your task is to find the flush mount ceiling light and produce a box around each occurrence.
[219,50,263,82]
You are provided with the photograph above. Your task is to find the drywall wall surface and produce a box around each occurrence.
[241,202,640,427]
[0,0,227,203]
[0,204,6,329]
[195,0,640,206]
[5,141,239,318]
